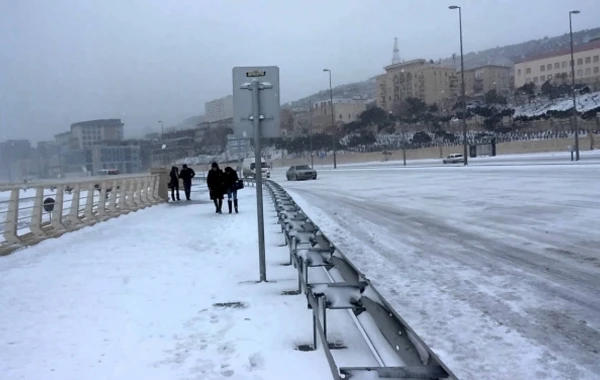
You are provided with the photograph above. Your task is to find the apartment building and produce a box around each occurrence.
[514,40,600,90]
[311,98,368,133]
[376,59,458,113]
[205,95,233,122]
[462,65,513,96]
[70,119,124,150]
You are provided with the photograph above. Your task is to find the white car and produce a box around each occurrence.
[443,153,464,164]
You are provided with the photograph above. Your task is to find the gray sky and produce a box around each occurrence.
[1,0,598,142]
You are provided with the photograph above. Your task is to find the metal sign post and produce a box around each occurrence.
[233,66,281,282]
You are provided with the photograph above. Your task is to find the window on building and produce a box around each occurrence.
[540,65,545,72]
[548,74,552,80]
[585,57,591,64]
[533,77,539,83]
[585,68,591,76]
[517,69,521,76]
[348,114,351,119]
[577,69,583,77]
[526,68,531,74]
[339,114,343,120]
[594,56,599,63]
[540,75,545,82]
[594,67,599,74]
[547,64,552,70]
[577,58,583,65]
[554,63,560,69]
[562,61,567,68]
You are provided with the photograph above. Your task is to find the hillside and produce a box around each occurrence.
[289,27,600,107]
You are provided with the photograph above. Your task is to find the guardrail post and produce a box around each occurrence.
[68,184,83,228]
[84,183,96,224]
[97,181,108,219]
[3,189,22,245]
[107,180,118,214]
[29,187,46,237]
[51,185,66,231]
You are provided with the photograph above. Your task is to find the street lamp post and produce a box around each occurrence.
[323,69,337,169]
[158,120,165,167]
[449,5,468,166]
[569,10,581,161]
[308,100,314,168]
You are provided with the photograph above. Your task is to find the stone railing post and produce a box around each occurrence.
[83,183,96,224]
[68,184,83,228]
[118,178,127,212]
[150,167,169,201]
[51,185,66,231]
[29,187,46,237]
[108,180,118,214]
[97,181,108,219]
[126,179,135,209]
[3,189,22,245]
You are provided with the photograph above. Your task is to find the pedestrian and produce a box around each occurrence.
[179,164,196,201]
[169,166,180,201]
[206,162,225,213]
[223,166,240,214]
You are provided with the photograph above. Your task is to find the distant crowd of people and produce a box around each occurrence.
[169,162,242,214]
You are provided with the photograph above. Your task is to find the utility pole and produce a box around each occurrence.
[323,69,337,169]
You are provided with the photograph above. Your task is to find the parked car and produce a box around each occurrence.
[443,153,464,164]
[286,165,317,181]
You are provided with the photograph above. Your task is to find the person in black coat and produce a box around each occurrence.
[206,162,225,213]
[169,166,180,201]
[223,166,240,214]
[178,164,196,201]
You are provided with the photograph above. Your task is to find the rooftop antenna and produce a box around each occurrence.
[392,37,401,64]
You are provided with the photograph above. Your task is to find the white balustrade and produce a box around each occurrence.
[0,172,166,256]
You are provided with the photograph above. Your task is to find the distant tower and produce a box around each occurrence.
[392,37,401,64]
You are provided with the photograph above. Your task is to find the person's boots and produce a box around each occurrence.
[234,199,239,213]
[218,199,223,214]
[214,199,219,213]
[228,200,232,214]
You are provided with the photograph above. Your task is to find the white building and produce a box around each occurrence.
[205,95,234,122]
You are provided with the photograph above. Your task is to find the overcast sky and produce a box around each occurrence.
[1,0,598,142]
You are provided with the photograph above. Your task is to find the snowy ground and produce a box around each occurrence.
[0,189,380,380]
[276,164,600,380]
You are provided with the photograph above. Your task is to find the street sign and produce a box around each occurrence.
[232,66,281,139]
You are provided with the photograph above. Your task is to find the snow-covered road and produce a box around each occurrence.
[277,164,600,380]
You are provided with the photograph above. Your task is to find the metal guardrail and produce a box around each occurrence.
[265,180,458,380]
[0,174,162,256]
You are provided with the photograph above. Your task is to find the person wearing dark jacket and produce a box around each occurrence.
[178,164,196,201]
[206,162,225,213]
[223,166,240,214]
[169,166,180,201]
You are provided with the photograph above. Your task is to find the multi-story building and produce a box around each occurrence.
[91,144,141,175]
[70,119,124,150]
[205,95,233,122]
[311,98,368,133]
[376,59,458,112]
[514,40,600,90]
[462,65,513,97]
[151,129,199,167]
[0,140,32,181]
[226,134,252,158]
[35,141,61,178]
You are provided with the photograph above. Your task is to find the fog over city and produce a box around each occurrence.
[1,0,598,141]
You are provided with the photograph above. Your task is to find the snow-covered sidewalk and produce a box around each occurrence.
[0,191,331,380]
